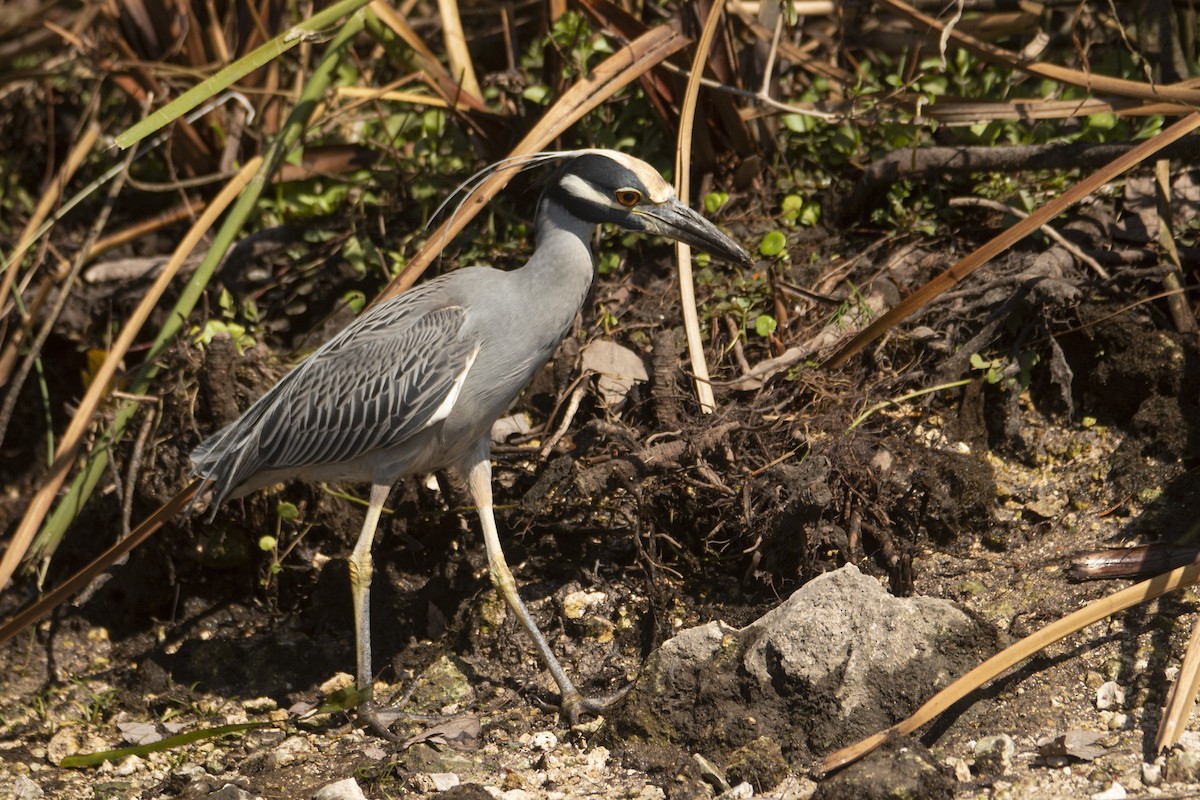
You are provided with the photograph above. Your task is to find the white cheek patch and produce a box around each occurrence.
[561,173,619,209]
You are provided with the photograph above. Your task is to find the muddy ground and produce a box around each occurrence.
[3,194,1200,800]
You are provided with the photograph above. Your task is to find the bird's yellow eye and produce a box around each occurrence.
[615,189,641,207]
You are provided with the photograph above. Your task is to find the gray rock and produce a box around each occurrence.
[812,741,952,800]
[208,785,257,800]
[312,777,367,800]
[11,776,43,800]
[609,564,996,766]
[973,734,1016,777]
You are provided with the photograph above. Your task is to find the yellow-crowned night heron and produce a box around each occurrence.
[190,149,752,731]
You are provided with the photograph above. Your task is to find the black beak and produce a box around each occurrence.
[638,199,754,267]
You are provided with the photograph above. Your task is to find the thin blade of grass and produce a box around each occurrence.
[373,23,689,303]
[820,561,1200,773]
[0,123,100,324]
[674,1,729,415]
[823,112,1200,370]
[114,0,372,150]
[59,720,269,768]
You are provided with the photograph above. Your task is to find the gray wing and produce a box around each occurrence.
[192,296,478,508]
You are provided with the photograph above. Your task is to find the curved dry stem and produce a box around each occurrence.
[673,1,728,415]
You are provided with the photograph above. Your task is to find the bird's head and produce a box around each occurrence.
[543,150,754,267]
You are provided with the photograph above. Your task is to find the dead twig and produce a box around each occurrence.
[947,196,1109,279]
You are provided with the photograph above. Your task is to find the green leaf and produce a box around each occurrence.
[760,230,787,257]
[522,84,550,104]
[797,202,821,227]
[754,314,778,338]
[781,194,804,215]
[342,290,366,314]
[704,191,728,214]
[258,535,278,551]
[277,501,300,521]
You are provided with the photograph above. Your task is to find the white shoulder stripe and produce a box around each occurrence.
[427,341,480,426]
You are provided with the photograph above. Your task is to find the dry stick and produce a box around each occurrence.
[877,0,1200,106]
[337,85,476,111]
[946,196,1108,279]
[821,562,1200,773]
[0,480,201,650]
[1157,614,1200,750]
[841,138,1200,221]
[437,0,481,101]
[673,0,728,415]
[1153,158,1195,335]
[0,137,138,451]
[85,198,205,262]
[0,158,263,593]
[823,112,1200,370]
[368,1,488,113]
[372,23,689,304]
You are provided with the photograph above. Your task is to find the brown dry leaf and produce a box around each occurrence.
[582,339,648,407]
[1036,730,1109,762]
[401,716,482,751]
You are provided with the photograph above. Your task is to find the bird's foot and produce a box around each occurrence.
[353,698,409,742]
[543,683,634,727]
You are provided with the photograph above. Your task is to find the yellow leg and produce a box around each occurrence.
[463,449,623,723]
[349,482,392,695]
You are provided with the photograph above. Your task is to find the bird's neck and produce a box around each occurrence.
[518,197,597,300]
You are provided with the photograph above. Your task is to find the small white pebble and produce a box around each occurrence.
[1143,761,1162,786]
[716,782,753,800]
[1091,781,1126,800]
[1096,681,1126,710]
[586,746,610,770]
[114,755,144,776]
[530,731,558,751]
[242,696,277,713]
[313,777,367,800]
[430,773,460,792]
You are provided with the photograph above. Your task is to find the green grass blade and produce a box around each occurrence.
[58,722,271,768]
